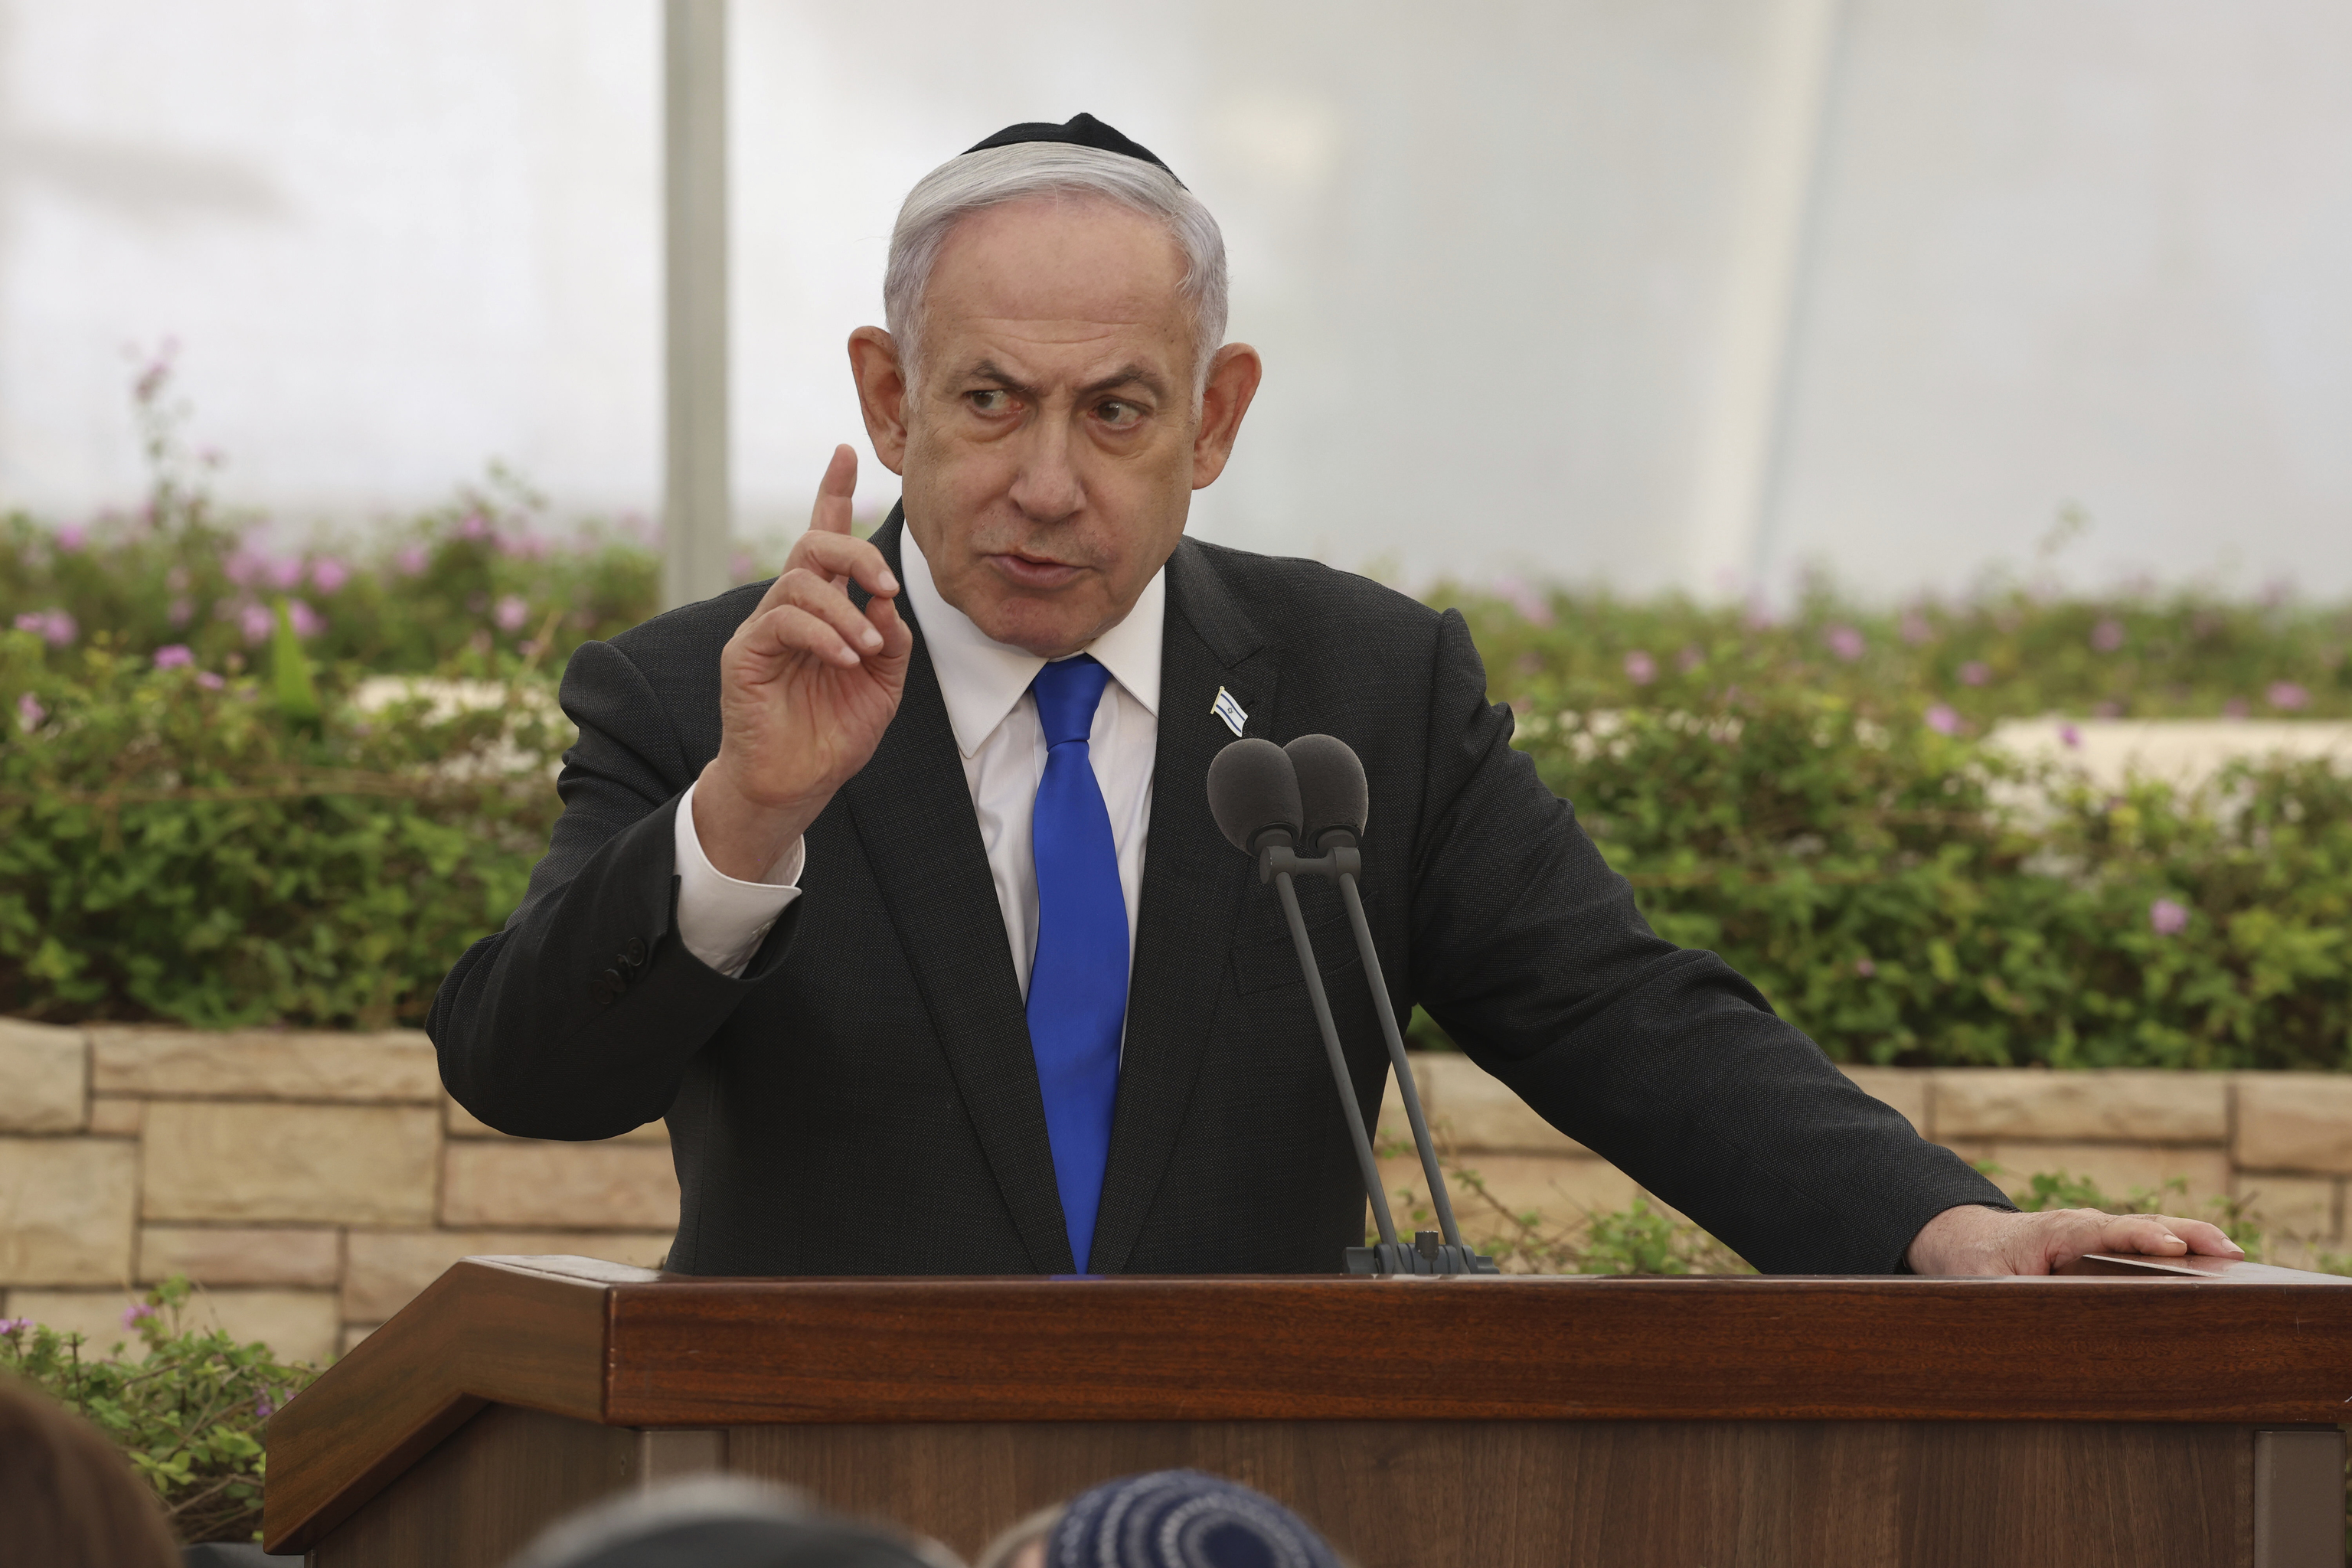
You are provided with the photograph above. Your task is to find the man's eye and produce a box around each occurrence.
[968,390,1011,413]
[1096,400,1142,428]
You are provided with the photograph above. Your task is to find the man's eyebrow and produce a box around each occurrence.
[1080,364,1170,400]
[954,358,1170,401]
[963,358,1033,392]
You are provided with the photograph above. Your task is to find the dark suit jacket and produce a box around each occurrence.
[430,511,2005,1276]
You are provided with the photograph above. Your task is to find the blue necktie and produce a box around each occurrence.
[1025,654,1129,1274]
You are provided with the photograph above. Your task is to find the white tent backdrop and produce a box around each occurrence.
[1,0,2347,599]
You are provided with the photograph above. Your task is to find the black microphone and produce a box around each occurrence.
[1283,733,1368,854]
[1284,736,1488,1275]
[1205,738,1304,856]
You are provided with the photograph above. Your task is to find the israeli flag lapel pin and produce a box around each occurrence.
[1211,686,1248,737]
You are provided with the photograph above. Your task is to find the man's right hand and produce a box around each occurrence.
[692,445,911,880]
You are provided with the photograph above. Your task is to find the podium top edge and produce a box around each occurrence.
[459,1253,2352,1288]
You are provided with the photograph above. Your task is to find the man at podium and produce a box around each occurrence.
[428,116,2234,1282]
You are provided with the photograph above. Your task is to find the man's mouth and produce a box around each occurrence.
[986,551,1085,590]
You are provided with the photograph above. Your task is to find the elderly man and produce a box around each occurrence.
[430,115,2235,1279]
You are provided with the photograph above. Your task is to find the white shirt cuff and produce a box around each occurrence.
[671,777,804,978]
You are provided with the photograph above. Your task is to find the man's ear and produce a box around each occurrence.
[848,327,910,475]
[1191,342,1263,490]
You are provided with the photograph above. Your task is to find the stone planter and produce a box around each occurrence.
[5,1018,2348,1360]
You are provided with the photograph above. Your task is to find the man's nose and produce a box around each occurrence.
[1007,416,1083,525]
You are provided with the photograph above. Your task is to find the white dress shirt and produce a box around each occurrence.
[671,529,1165,990]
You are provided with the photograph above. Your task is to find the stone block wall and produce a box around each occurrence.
[1378,1057,2352,1265]
[0,1020,675,1364]
[7,1019,2352,1364]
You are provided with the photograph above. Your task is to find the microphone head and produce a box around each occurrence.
[1285,733,1368,851]
[1206,738,1303,854]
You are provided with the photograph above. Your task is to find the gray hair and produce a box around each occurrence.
[882,142,1229,396]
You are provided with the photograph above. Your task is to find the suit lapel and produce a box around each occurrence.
[838,511,1074,1272]
[1089,539,1278,1273]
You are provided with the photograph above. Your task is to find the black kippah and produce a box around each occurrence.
[962,113,1184,188]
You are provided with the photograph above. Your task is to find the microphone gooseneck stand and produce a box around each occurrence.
[1261,839,1495,1276]
[1207,733,1495,1278]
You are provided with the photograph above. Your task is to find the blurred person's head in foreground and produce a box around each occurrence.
[510,1475,959,1568]
[0,1374,181,1568]
[975,1470,1348,1568]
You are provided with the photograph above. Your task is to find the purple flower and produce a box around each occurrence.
[121,1301,156,1330]
[1824,625,1866,662]
[1676,644,1704,673]
[1925,704,1962,737]
[168,597,193,627]
[287,599,325,639]
[54,524,88,553]
[1958,661,1991,688]
[1854,957,1877,977]
[1623,649,1657,685]
[152,645,194,670]
[224,549,262,586]
[2148,897,2190,936]
[2059,723,2082,749]
[309,557,351,595]
[195,671,225,691]
[2090,618,2125,653]
[1898,610,1932,646]
[459,512,488,541]
[13,693,42,731]
[1489,575,1553,628]
[394,545,429,577]
[2268,681,2310,711]
[253,1390,276,1419]
[0,1317,30,1334]
[15,609,77,647]
[239,603,275,645]
[493,594,530,633]
[2223,697,2249,720]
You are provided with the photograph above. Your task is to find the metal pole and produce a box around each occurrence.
[1681,0,1850,600]
[663,0,730,611]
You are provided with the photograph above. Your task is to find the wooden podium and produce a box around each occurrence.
[265,1253,2352,1568]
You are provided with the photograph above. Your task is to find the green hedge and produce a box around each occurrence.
[7,617,2347,1063]
[4,460,2350,1054]
[1503,675,2352,1070]
[1,631,560,1027]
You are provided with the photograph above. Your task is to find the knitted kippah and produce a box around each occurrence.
[1046,1470,1344,1568]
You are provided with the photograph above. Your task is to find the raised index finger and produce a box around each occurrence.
[811,444,858,535]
